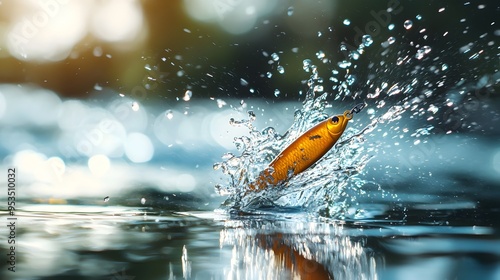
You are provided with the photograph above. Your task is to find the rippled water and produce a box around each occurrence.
[1,204,499,280]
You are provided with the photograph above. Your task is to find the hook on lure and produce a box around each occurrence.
[344,103,366,120]
[350,103,366,115]
[248,103,366,191]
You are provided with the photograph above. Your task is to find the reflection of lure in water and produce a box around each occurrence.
[258,233,331,279]
[248,104,365,191]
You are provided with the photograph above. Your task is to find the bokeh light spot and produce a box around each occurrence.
[88,154,111,177]
[177,173,196,192]
[124,132,154,163]
[90,0,144,43]
[7,0,89,61]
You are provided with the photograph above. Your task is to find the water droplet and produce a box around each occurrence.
[165,110,174,119]
[248,110,256,121]
[222,152,234,160]
[415,46,432,60]
[229,118,238,126]
[317,31,322,37]
[404,20,413,30]
[414,139,421,145]
[346,75,356,85]
[441,64,448,71]
[93,46,103,57]
[438,7,445,13]
[240,99,247,109]
[227,156,241,167]
[428,104,439,114]
[350,50,360,60]
[274,89,280,97]
[416,14,422,20]
[271,52,279,61]
[302,59,312,72]
[388,36,396,44]
[94,83,103,91]
[141,198,146,205]
[367,90,380,99]
[131,102,140,111]
[477,4,485,9]
[266,71,273,78]
[183,28,191,33]
[216,99,227,108]
[316,50,326,60]
[459,43,474,53]
[343,19,351,26]
[388,24,395,30]
[387,84,401,96]
[291,47,299,53]
[396,56,407,65]
[362,35,373,46]
[337,60,352,68]
[103,196,110,202]
[183,90,192,101]
[313,85,324,93]
[287,6,294,16]
[240,78,249,86]
[277,65,285,74]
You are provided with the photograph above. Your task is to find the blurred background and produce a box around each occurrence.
[1,0,496,98]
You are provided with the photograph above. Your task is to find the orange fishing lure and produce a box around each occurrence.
[248,104,364,191]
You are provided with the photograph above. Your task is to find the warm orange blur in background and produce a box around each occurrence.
[0,0,344,99]
[0,1,194,97]
[0,0,496,100]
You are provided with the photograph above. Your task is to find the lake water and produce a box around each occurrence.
[1,199,499,279]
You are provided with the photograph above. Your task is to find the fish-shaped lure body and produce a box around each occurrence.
[248,109,356,191]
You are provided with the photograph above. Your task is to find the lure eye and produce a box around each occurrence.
[331,116,339,123]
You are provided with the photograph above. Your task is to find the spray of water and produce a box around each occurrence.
[214,12,498,218]
[213,36,386,217]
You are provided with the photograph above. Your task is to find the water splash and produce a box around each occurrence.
[213,71,392,217]
[215,34,428,217]
[214,13,498,218]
